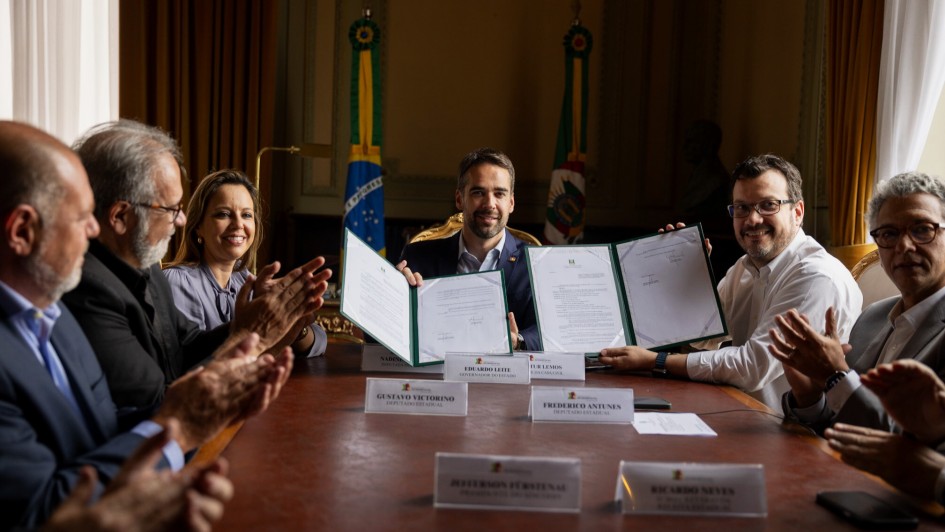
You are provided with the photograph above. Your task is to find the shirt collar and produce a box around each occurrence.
[0,278,62,339]
[89,239,151,292]
[457,229,507,263]
[888,283,945,326]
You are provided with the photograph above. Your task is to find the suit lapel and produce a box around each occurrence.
[849,299,897,373]
[50,322,109,441]
[900,302,945,366]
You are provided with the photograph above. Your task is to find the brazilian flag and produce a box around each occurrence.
[343,16,385,255]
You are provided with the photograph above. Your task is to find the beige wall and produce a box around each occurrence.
[918,85,945,178]
[275,0,817,236]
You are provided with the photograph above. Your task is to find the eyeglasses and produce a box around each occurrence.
[869,222,945,249]
[727,199,795,218]
[133,202,183,223]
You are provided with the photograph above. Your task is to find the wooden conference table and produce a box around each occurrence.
[207,343,945,530]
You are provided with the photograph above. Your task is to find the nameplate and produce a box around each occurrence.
[615,461,766,517]
[530,386,634,424]
[444,354,531,384]
[361,344,444,374]
[364,378,467,416]
[434,452,581,512]
[524,351,585,381]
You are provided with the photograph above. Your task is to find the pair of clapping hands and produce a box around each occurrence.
[231,257,333,355]
[770,308,945,499]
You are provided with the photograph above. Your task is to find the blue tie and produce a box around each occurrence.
[29,313,83,419]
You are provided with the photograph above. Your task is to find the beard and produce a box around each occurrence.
[468,209,507,240]
[738,223,795,263]
[132,214,172,268]
[25,243,83,303]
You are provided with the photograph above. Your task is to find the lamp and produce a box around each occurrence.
[252,143,333,272]
[254,143,333,191]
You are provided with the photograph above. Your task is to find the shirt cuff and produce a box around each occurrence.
[303,324,328,358]
[825,370,861,414]
[131,420,185,471]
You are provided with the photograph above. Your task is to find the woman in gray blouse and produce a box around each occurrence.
[163,169,327,356]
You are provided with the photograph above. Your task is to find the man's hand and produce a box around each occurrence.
[657,222,711,255]
[598,346,657,371]
[861,360,945,444]
[768,307,851,385]
[395,260,424,287]
[43,421,234,532]
[231,257,331,353]
[782,364,822,409]
[509,312,520,349]
[154,334,293,452]
[825,423,945,500]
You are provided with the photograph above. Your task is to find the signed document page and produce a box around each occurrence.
[526,245,628,352]
[614,225,726,349]
[416,270,511,364]
[340,230,412,363]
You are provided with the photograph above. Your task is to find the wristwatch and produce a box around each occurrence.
[515,333,525,350]
[653,352,669,377]
[824,370,849,392]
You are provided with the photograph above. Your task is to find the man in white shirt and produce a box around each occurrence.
[599,154,862,410]
[771,171,945,432]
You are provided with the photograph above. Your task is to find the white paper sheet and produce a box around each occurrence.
[632,413,717,436]
[416,271,510,363]
[615,226,725,348]
[526,246,628,352]
[340,231,412,362]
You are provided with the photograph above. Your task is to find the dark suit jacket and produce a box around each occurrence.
[62,241,228,411]
[783,295,945,433]
[399,230,541,350]
[0,304,148,529]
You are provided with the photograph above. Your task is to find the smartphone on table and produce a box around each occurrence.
[816,491,918,530]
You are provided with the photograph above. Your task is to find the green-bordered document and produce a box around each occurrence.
[341,229,513,366]
[525,224,727,352]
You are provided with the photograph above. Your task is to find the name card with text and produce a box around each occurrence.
[434,452,581,512]
[364,378,467,416]
[615,461,766,517]
[361,344,444,374]
[524,351,586,381]
[530,386,634,423]
[444,354,531,384]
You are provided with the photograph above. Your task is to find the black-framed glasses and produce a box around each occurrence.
[133,202,183,223]
[869,222,945,249]
[727,199,795,218]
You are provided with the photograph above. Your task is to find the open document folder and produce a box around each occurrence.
[525,224,727,352]
[340,229,513,366]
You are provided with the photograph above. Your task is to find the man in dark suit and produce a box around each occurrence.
[62,120,329,411]
[771,171,945,433]
[0,120,290,528]
[397,147,539,350]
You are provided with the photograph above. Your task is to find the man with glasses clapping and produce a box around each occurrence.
[770,171,945,434]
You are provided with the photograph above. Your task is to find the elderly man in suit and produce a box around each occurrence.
[397,147,539,350]
[0,120,291,528]
[61,120,329,412]
[772,171,945,433]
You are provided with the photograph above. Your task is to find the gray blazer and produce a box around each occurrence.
[783,295,945,434]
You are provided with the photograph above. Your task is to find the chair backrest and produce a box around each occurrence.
[408,213,542,246]
[850,249,899,310]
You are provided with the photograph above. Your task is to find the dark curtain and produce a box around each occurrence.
[119,0,278,265]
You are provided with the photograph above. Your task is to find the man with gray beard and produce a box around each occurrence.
[62,120,330,412]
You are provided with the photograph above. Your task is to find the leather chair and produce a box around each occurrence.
[409,213,541,245]
[850,249,899,310]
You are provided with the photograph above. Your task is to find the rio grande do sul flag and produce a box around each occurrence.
[543,23,592,245]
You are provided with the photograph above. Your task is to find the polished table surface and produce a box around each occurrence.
[212,343,945,530]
